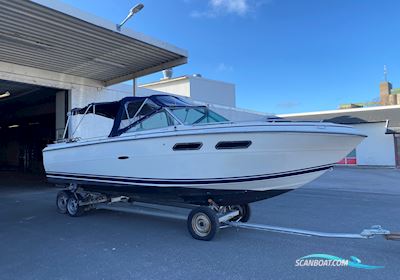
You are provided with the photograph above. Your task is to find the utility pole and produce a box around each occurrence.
[384,65,388,82]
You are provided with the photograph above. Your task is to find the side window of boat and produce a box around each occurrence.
[127,111,176,132]
[170,107,228,125]
[172,108,204,124]
[119,99,160,130]
[119,100,142,129]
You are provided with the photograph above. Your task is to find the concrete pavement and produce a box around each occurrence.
[0,168,399,280]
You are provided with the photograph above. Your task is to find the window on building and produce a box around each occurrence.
[338,149,357,165]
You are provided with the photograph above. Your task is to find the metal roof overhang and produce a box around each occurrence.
[0,0,188,86]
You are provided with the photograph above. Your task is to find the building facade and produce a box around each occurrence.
[140,73,236,107]
[380,81,400,106]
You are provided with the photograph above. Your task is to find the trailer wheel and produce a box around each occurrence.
[56,190,72,214]
[66,194,85,217]
[188,207,219,241]
[230,204,251,223]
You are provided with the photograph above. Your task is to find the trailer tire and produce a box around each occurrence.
[188,207,219,241]
[231,204,251,223]
[56,190,72,214]
[66,194,85,217]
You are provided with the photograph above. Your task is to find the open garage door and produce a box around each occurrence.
[0,80,67,176]
[0,0,188,192]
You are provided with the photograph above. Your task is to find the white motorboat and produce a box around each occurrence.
[44,95,365,206]
[43,95,365,240]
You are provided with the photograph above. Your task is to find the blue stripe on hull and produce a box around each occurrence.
[46,164,333,186]
[46,164,332,205]
[48,178,293,206]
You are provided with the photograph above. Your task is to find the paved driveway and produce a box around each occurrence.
[0,168,399,279]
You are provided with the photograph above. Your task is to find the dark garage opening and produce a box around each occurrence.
[0,80,67,189]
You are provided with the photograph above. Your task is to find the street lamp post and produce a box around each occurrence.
[116,3,144,31]
[116,3,144,96]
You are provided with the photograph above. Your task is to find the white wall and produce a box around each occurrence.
[189,76,235,107]
[70,83,132,108]
[140,76,236,107]
[141,78,190,98]
[354,122,396,166]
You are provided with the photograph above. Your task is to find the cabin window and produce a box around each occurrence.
[215,141,252,149]
[173,142,203,151]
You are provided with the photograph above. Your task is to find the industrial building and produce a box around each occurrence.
[0,0,190,176]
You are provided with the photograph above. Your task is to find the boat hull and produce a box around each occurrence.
[43,122,365,205]
[46,164,330,205]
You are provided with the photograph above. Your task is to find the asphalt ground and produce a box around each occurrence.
[0,167,399,280]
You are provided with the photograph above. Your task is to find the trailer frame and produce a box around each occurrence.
[56,189,400,241]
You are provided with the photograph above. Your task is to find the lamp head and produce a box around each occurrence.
[130,3,144,15]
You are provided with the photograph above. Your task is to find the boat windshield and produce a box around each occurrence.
[110,96,229,136]
[169,107,228,125]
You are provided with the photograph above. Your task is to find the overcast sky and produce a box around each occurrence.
[61,0,400,114]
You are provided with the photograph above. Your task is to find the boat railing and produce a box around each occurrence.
[60,104,94,142]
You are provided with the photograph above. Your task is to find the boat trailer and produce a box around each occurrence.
[56,190,400,241]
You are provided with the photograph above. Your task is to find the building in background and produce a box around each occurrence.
[340,67,400,109]
[280,77,400,168]
[340,80,400,109]
[279,105,400,167]
[140,70,235,107]
[139,70,268,122]
[379,80,400,106]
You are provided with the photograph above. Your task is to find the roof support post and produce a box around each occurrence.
[133,78,136,97]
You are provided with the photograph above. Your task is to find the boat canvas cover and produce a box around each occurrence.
[71,100,122,119]
[70,95,197,137]
[71,95,194,118]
